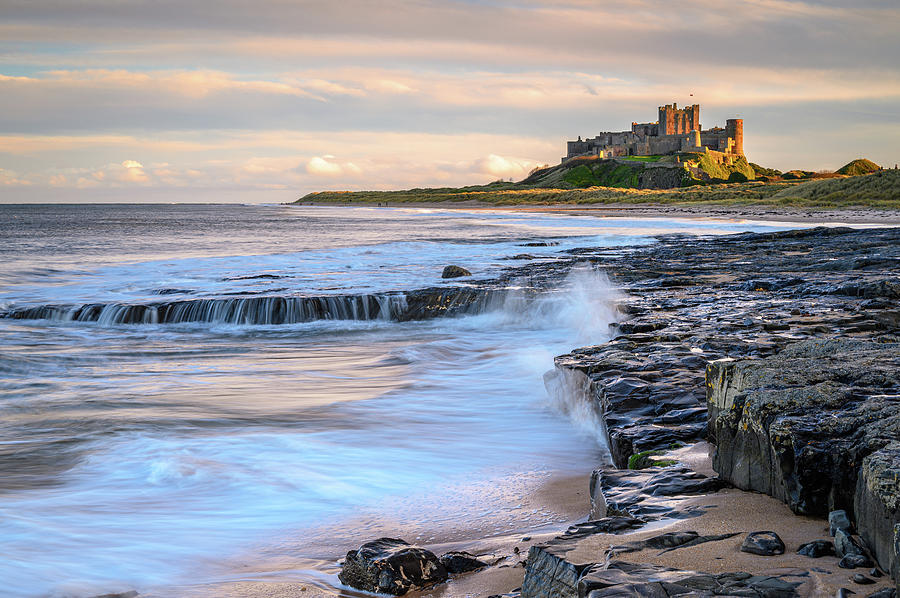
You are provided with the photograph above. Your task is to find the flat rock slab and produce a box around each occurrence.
[579,561,802,598]
[590,466,726,521]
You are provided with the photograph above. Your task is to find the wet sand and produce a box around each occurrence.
[409,442,894,597]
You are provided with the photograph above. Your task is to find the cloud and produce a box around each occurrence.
[0,168,31,186]
[474,154,542,179]
[305,156,362,177]
[2,66,898,141]
[122,159,143,168]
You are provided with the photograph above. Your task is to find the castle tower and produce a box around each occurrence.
[658,103,701,135]
[726,118,744,155]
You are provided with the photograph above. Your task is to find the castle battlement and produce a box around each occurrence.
[564,103,744,163]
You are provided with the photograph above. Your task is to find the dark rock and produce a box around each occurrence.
[521,518,647,597]
[656,532,741,554]
[439,551,489,574]
[852,574,876,584]
[612,531,700,554]
[611,531,741,556]
[836,529,864,558]
[798,539,836,558]
[441,265,472,279]
[871,568,884,578]
[840,554,875,569]
[566,517,645,536]
[577,561,802,598]
[92,593,138,598]
[832,510,853,536]
[741,531,786,556]
[338,537,447,595]
[855,443,900,586]
[866,589,896,598]
[590,467,725,521]
[838,590,857,598]
[834,279,900,299]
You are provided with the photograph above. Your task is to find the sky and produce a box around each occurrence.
[1,0,899,203]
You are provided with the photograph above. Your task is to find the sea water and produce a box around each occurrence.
[0,204,796,597]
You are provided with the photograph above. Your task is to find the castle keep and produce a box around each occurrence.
[565,103,744,163]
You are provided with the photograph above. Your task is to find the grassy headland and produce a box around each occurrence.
[295,159,900,209]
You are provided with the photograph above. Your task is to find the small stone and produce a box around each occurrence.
[439,551,488,574]
[869,567,882,578]
[521,536,531,542]
[740,531,785,556]
[839,554,874,569]
[851,573,875,584]
[441,265,471,279]
[798,539,836,558]
[837,590,856,598]
[830,510,853,536]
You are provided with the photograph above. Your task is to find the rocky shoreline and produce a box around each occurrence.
[340,226,899,598]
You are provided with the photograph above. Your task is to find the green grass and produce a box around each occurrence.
[685,153,754,183]
[295,166,900,209]
[627,450,678,470]
[836,158,881,176]
[560,161,645,188]
[750,162,782,178]
[562,165,597,187]
[770,169,900,206]
[621,155,663,162]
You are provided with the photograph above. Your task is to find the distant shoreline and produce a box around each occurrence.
[291,169,900,216]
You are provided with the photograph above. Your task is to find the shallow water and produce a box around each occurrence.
[0,204,798,597]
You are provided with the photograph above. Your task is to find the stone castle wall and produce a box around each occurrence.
[564,103,743,162]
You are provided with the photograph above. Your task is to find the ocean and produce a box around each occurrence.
[0,204,795,597]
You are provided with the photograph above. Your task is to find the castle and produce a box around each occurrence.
[564,103,744,164]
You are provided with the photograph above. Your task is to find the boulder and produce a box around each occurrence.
[338,537,448,595]
[856,443,900,585]
[836,528,864,558]
[831,510,853,536]
[741,531,786,556]
[798,540,836,558]
[841,554,875,569]
[441,265,472,279]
